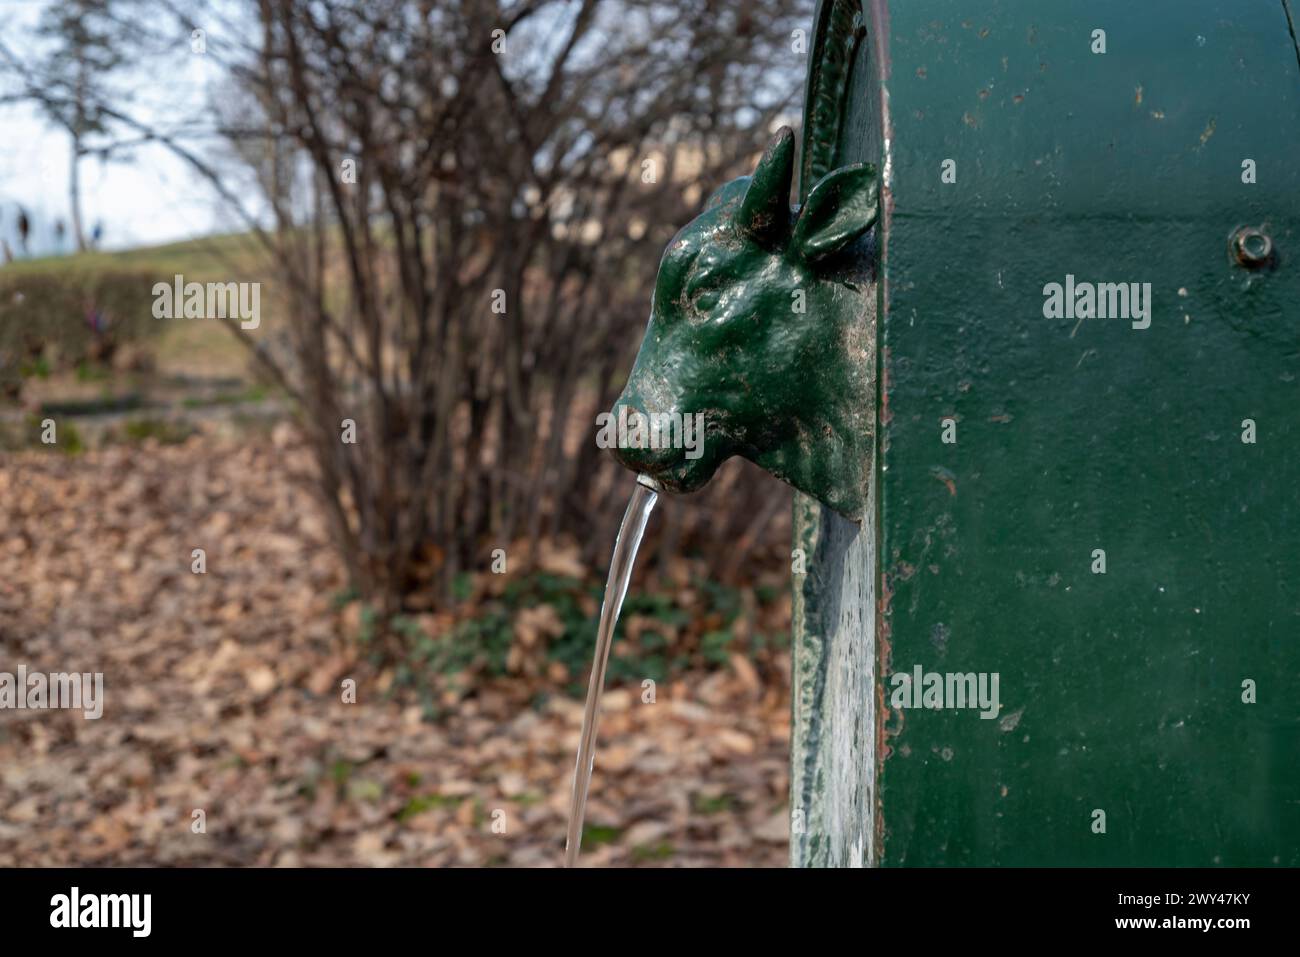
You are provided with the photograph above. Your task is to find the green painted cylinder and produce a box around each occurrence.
[790,0,1300,866]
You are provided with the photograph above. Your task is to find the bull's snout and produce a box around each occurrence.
[606,388,725,495]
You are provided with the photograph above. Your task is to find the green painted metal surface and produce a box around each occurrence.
[872,0,1300,866]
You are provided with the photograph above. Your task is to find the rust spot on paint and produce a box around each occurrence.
[874,557,899,859]
[1198,117,1217,147]
[877,682,892,761]
[1012,93,1024,104]
[874,681,889,861]
[877,566,897,740]
[876,558,904,865]
[930,465,958,496]
[878,572,894,670]
[916,65,927,78]
[876,571,896,760]
[1134,84,1143,106]
[878,655,899,759]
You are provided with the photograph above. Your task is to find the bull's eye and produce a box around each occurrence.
[691,287,721,315]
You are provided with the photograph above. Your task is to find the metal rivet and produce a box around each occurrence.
[1231,225,1273,268]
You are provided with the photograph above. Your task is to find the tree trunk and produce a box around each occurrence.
[69,135,87,252]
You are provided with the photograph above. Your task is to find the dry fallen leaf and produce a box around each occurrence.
[245,665,277,695]
[514,604,564,647]
[0,429,791,869]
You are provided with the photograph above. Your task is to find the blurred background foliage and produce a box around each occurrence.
[0,0,813,868]
[2,0,806,653]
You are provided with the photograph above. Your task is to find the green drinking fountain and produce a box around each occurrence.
[609,0,1300,866]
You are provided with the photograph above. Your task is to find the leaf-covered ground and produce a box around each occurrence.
[0,425,792,866]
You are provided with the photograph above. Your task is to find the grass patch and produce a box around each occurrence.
[631,841,675,862]
[580,824,621,847]
[397,793,464,822]
[0,416,86,454]
[180,384,268,409]
[117,417,195,445]
[693,793,737,815]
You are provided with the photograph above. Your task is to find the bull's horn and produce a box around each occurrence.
[738,126,795,242]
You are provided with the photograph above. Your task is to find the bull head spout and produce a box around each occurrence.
[608,126,878,521]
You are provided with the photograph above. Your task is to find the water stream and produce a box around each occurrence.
[563,476,659,866]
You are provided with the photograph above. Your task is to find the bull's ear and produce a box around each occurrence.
[792,163,877,262]
[704,178,748,212]
[738,126,795,242]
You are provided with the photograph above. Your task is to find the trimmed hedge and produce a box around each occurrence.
[0,263,161,398]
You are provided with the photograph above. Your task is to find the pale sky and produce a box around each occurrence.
[0,0,228,255]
